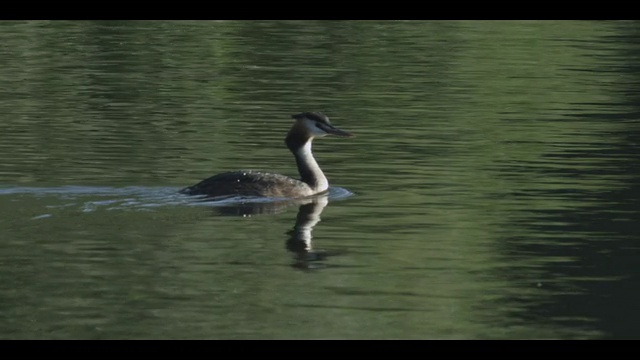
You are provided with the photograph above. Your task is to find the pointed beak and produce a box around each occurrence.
[319,123,354,137]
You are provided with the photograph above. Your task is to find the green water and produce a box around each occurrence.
[1,20,639,339]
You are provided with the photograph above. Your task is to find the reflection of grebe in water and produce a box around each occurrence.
[285,195,331,270]
[180,112,353,198]
[212,194,335,270]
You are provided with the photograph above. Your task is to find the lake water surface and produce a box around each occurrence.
[1,20,639,339]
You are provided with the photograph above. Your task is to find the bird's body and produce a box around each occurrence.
[180,112,352,199]
[180,170,316,198]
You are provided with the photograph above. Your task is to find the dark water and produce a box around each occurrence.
[1,20,639,339]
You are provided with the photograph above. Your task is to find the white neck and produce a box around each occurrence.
[294,140,329,194]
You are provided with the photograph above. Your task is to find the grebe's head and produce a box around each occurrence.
[291,112,353,138]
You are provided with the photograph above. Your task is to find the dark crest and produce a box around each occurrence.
[292,112,332,126]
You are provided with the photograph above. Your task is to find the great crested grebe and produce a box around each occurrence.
[180,112,353,198]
